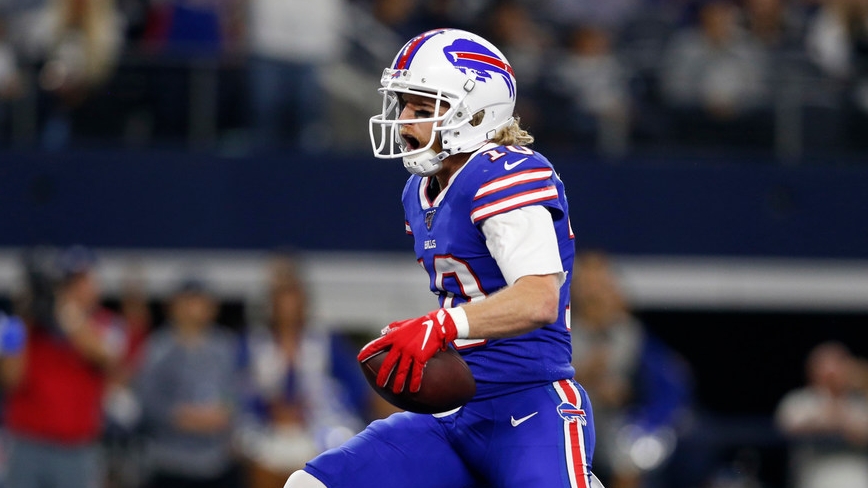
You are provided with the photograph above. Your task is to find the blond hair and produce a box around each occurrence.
[491,116,534,147]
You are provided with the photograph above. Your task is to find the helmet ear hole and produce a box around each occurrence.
[469,110,485,127]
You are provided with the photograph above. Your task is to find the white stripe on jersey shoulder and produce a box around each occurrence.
[475,169,554,199]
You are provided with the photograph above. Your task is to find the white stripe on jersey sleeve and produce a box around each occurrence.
[480,205,566,286]
[474,169,553,199]
[470,187,559,223]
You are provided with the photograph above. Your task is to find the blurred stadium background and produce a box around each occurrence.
[2,0,868,486]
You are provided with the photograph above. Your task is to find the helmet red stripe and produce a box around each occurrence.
[453,52,515,77]
[394,29,447,70]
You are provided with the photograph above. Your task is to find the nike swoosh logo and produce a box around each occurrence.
[503,157,528,171]
[420,319,434,350]
[510,411,538,427]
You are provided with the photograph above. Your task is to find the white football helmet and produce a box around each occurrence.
[369,29,517,176]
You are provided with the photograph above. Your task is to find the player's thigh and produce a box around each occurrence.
[304,411,478,488]
[483,380,597,488]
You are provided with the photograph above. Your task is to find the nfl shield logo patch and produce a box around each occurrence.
[425,209,437,230]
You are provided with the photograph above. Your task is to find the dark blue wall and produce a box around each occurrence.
[2,149,866,258]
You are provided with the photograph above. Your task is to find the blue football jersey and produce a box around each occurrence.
[402,144,576,399]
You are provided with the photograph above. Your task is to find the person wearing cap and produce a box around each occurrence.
[1,245,127,488]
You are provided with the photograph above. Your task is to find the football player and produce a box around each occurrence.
[285,28,602,488]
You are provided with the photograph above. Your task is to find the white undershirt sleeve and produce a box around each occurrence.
[480,205,566,287]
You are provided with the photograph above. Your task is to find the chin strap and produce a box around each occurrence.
[403,149,449,176]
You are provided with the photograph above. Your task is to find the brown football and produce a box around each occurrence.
[359,347,476,414]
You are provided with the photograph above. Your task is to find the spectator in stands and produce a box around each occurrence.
[1,0,51,66]
[481,1,554,136]
[427,0,484,31]
[774,341,868,488]
[570,250,694,488]
[483,1,553,90]
[138,0,244,144]
[236,250,368,488]
[116,265,152,383]
[1,245,127,488]
[0,16,23,141]
[357,0,488,40]
[366,0,426,40]
[0,311,26,381]
[658,0,773,146]
[102,265,153,488]
[534,0,646,33]
[740,0,807,52]
[135,277,243,488]
[804,0,868,147]
[36,0,124,148]
[141,0,242,56]
[804,0,868,81]
[853,352,868,392]
[246,0,347,153]
[547,24,631,153]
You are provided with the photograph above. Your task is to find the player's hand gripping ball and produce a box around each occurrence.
[357,309,476,413]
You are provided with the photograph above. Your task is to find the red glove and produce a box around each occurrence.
[358,309,458,394]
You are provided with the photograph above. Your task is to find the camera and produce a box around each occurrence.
[21,246,61,332]
[20,245,96,333]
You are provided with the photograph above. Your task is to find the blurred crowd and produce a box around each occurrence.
[0,245,866,488]
[0,245,400,488]
[568,250,868,488]
[570,250,698,488]
[774,340,868,488]
[1,0,868,156]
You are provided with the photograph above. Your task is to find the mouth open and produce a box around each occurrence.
[402,134,421,150]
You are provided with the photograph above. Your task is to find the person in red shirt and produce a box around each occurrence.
[1,245,125,488]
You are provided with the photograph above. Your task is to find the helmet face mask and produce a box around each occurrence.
[369,29,517,176]
[370,76,455,160]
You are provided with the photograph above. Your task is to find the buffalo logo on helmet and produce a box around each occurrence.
[442,39,516,99]
[556,402,587,425]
